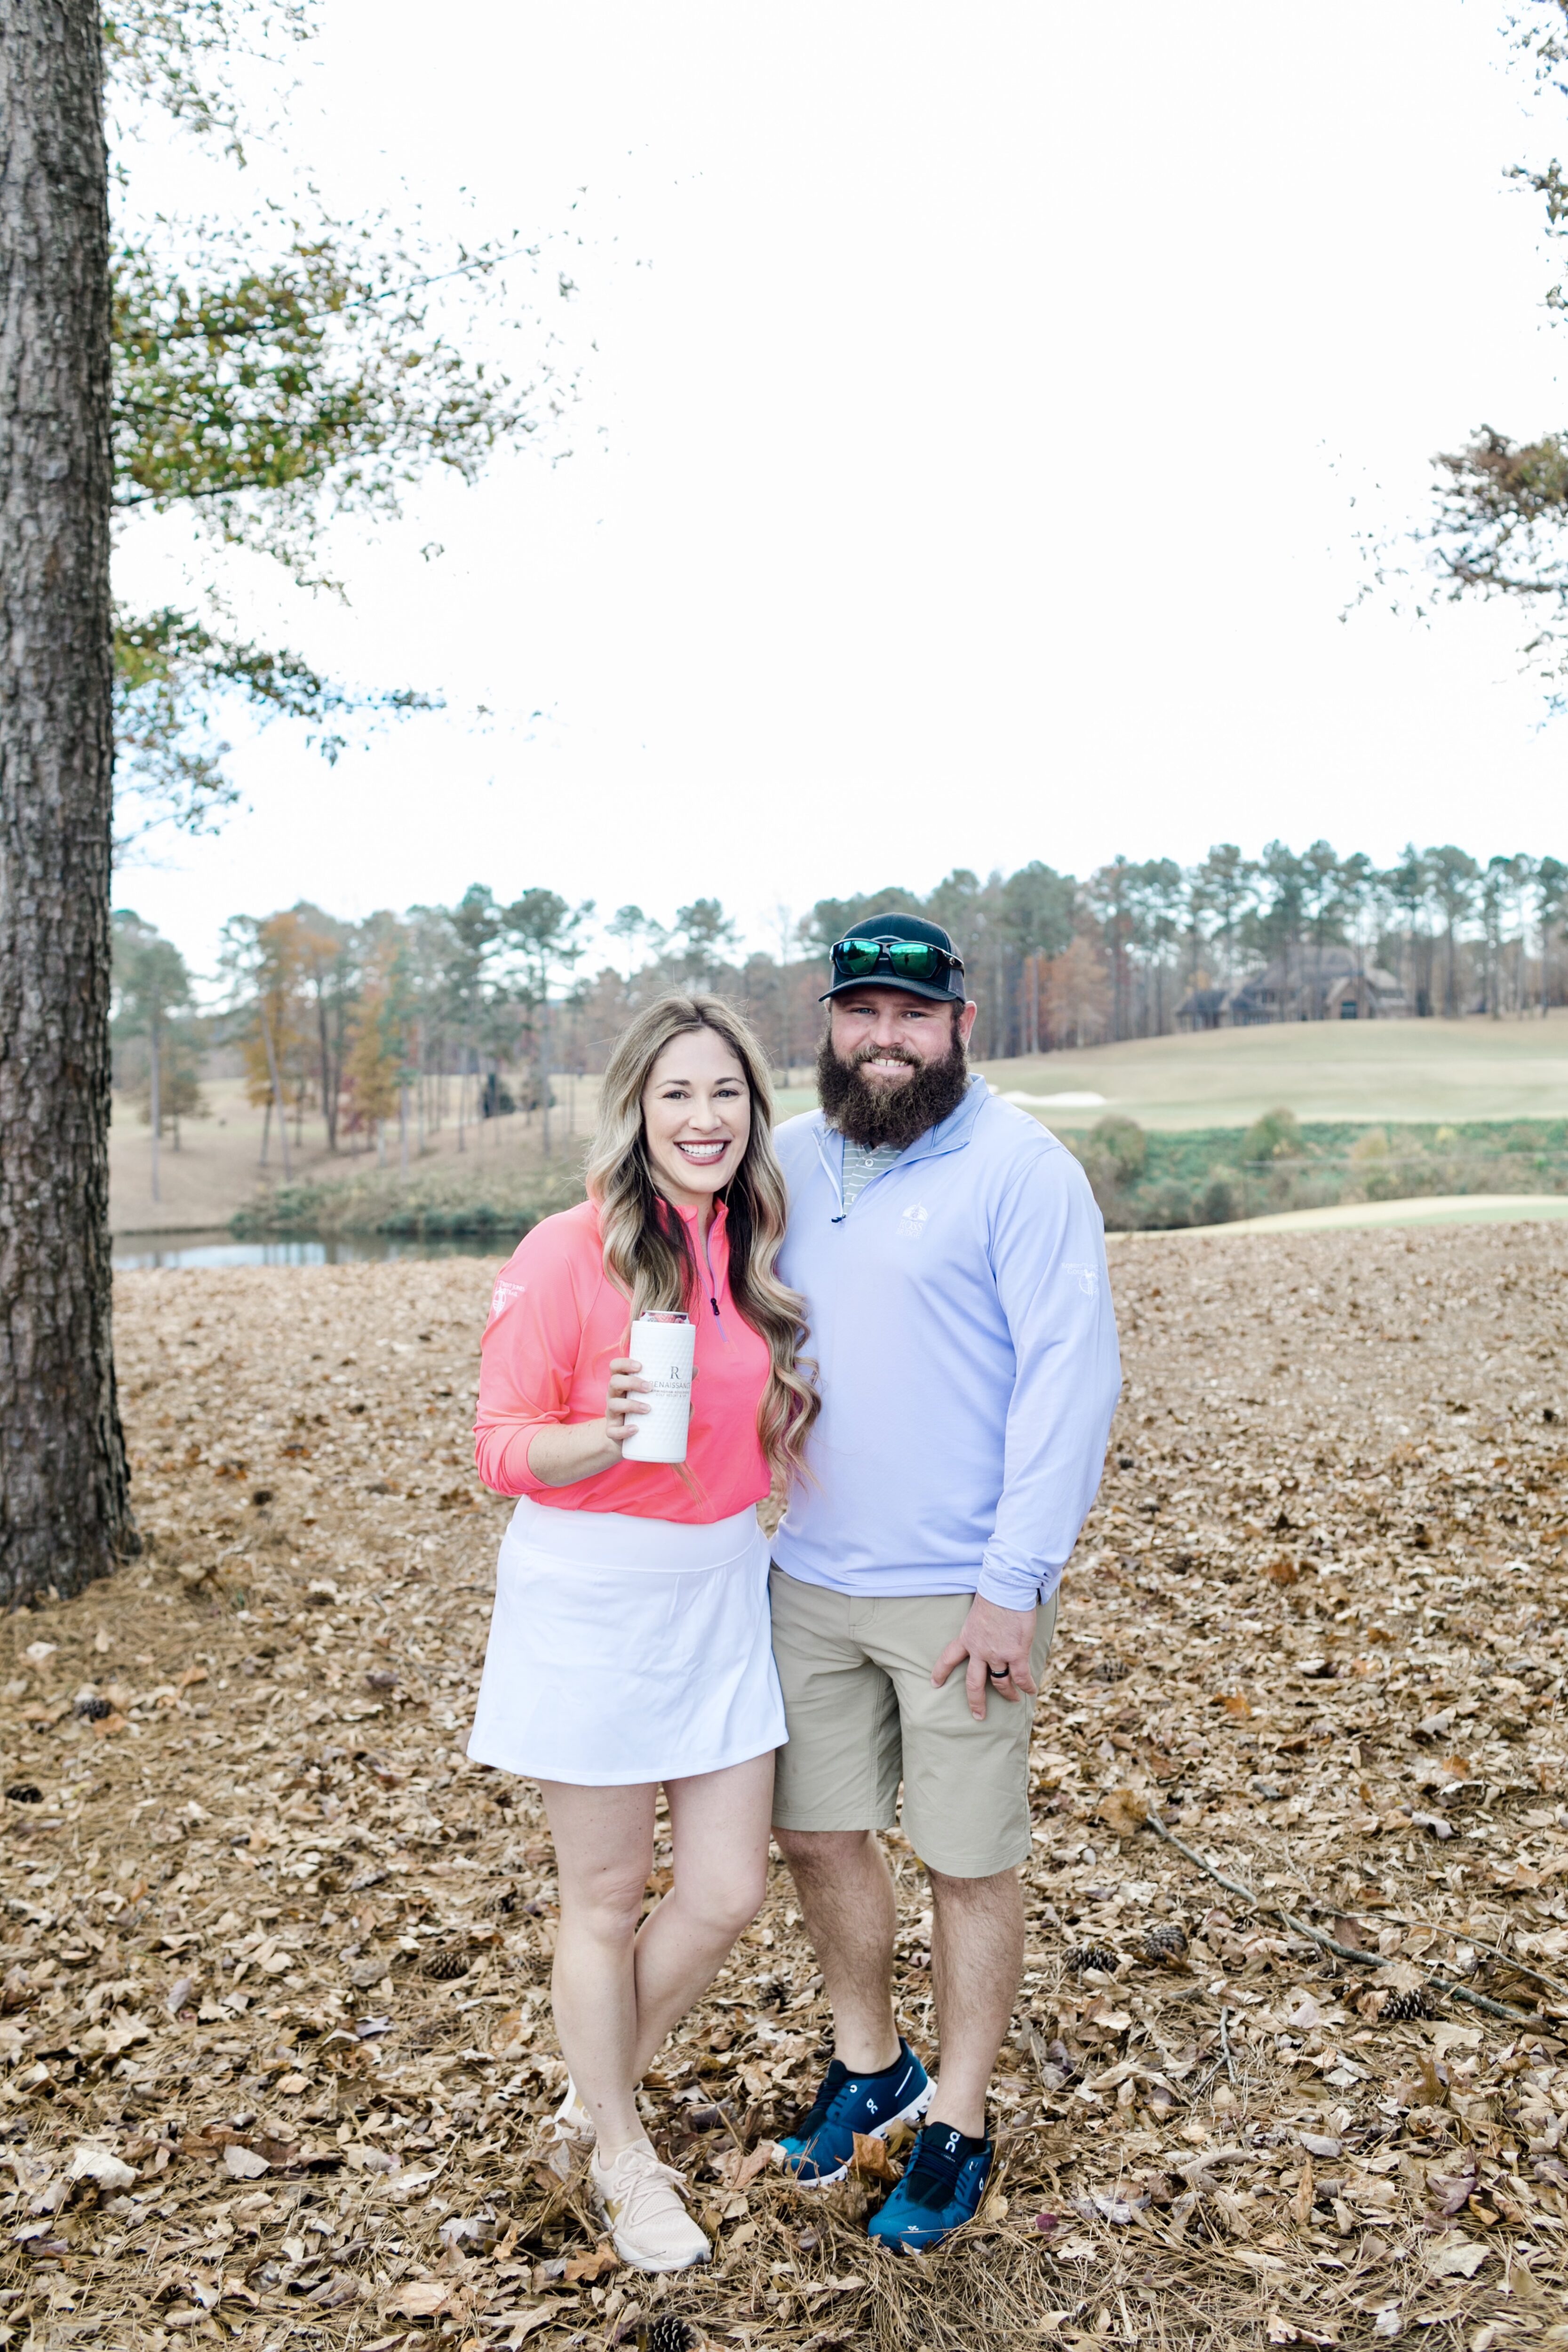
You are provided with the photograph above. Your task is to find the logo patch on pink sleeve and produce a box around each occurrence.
[488,1278,527,1321]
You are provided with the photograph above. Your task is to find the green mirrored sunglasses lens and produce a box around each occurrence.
[836,940,885,974]
[883,942,942,978]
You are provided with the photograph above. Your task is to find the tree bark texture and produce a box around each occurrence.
[0,0,135,1604]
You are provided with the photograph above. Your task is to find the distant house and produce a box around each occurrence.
[1177,946,1411,1030]
[1177,986,1230,1032]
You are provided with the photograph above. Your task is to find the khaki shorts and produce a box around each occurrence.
[769,1568,1058,1878]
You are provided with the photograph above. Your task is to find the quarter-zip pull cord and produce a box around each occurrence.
[812,1125,849,1222]
[697,1216,730,1339]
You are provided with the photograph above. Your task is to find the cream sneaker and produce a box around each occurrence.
[550,2078,595,2150]
[590,2138,710,2273]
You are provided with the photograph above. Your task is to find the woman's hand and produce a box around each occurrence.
[525,1359,649,1486]
[603,1358,650,1451]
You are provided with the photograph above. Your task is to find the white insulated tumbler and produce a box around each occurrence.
[620,1312,696,1463]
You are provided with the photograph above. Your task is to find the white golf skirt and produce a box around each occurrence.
[467,1495,786,1786]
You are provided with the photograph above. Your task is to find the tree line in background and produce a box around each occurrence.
[112,837,1568,1166]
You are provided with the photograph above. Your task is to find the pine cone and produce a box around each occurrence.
[1142,1922,1188,1963]
[1381,1984,1436,2022]
[76,1697,112,1722]
[1090,1655,1130,1684]
[1066,1944,1120,1976]
[423,1949,471,1981]
[641,2318,698,2352]
[4,1785,42,1805]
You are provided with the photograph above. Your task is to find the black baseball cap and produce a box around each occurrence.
[820,912,968,1004]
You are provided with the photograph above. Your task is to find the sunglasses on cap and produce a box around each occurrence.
[830,935,966,984]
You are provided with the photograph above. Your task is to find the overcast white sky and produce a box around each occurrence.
[115,0,1568,978]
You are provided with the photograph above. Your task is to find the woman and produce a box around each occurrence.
[469,995,817,2273]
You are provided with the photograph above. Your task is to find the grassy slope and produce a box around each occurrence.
[968,1005,1568,1129]
[1175,1191,1568,1233]
[113,1074,599,1240]
[230,1142,589,1239]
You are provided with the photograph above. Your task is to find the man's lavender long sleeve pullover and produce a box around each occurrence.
[772,1079,1122,1610]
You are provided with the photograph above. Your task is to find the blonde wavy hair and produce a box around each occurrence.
[585,994,819,1486]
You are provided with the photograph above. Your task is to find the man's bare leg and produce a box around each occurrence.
[773,1827,900,2072]
[924,1865,1023,2137]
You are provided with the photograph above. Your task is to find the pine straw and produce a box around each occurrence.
[1,1227,1567,2350]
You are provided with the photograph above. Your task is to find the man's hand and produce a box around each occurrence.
[932,1595,1038,1722]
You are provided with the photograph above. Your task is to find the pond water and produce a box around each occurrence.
[112,1228,507,1271]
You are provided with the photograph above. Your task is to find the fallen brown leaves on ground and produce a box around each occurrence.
[1,1226,1566,2350]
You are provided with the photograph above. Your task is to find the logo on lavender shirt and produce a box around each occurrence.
[1065,1262,1098,1298]
[899,1204,929,1241]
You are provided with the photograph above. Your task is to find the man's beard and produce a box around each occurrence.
[816,1027,971,1152]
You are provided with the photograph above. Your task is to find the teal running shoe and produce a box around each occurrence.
[776,2039,931,2187]
[868,2121,992,2251]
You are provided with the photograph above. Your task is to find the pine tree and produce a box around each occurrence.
[0,0,135,1603]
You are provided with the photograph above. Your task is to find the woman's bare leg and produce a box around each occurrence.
[629,1751,774,2076]
[540,1778,657,2157]
[541,1753,774,2155]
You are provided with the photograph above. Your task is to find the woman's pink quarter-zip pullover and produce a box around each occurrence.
[473,1197,771,1522]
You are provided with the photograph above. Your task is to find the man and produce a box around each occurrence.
[769,912,1122,2251]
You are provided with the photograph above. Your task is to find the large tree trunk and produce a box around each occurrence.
[0,0,135,1604]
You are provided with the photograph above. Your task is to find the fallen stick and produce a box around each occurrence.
[1141,1813,1544,2030]
[1218,2003,1236,2086]
[1376,1911,1568,2011]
